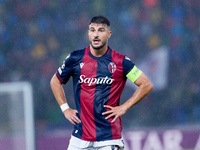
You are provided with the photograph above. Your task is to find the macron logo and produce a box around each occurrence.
[80,63,84,69]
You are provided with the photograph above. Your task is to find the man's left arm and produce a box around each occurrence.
[102,72,153,123]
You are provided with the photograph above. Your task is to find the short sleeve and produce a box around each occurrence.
[122,56,135,75]
[126,66,142,83]
[56,54,74,84]
[122,56,142,82]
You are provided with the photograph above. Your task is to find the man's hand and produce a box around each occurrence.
[102,105,127,123]
[63,108,81,125]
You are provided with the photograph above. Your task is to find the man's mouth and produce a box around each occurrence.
[93,39,101,44]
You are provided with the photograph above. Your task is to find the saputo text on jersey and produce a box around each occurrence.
[79,75,114,86]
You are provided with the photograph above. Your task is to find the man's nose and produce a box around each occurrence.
[93,31,99,37]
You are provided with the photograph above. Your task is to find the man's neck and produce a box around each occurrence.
[90,45,108,57]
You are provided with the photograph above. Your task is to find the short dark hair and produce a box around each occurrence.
[89,15,110,27]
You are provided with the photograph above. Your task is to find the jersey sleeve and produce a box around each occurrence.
[122,56,142,83]
[56,53,74,84]
[126,66,142,83]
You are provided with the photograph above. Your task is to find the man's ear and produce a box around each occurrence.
[108,31,112,39]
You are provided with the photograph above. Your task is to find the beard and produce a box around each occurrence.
[90,40,107,50]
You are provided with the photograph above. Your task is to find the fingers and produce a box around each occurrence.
[69,115,81,125]
[64,109,81,125]
[72,115,81,124]
[102,105,113,115]
[68,118,76,125]
[102,110,112,115]
[102,105,119,123]
[111,116,118,123]
[103,105,112,109]
[105,113,115,120]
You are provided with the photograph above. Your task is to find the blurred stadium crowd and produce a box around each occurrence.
[0,0,200,130]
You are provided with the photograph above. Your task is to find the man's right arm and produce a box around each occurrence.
[50,74,81,125]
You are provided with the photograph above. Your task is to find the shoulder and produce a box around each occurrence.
[111,49,125,58]
[111,49,134,63]
[110,49,135,73]
[110,49,125,64]
[63,48,85,67]
[70,48,85,59]
[66,48,85,62]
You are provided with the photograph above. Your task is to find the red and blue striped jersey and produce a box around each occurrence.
[56,46,135,141]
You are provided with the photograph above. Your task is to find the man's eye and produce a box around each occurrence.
[99,29,105,32]
[90,29,95,32]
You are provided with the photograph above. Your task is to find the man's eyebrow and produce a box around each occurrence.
[98,27,107,30]
[89,27,108,31]
[89,27,95,30]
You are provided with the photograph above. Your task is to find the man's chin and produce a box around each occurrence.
[91,43,105,50]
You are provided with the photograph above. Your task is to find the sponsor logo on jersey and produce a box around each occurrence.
[79,75,114,86]
[108,62,116,73]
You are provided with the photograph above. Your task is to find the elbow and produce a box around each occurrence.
[149,82,153,92]
[50,74,57,88]
[50,76,54,88]
[144,81,153,95]
[50,73,62,88]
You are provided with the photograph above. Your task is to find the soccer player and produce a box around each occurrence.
[50,15,153,150]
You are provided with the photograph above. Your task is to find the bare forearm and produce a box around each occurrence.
[50,74,81,125]
[103,77,153,122]
[123,81,153,111]
[122,72,153,111]
[50,74,67,106]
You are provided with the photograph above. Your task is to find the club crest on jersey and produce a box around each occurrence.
[108,62,116,73]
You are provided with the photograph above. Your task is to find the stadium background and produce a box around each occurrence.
[0,0,200,149]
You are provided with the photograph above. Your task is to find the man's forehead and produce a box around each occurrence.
[89,23,109,29]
